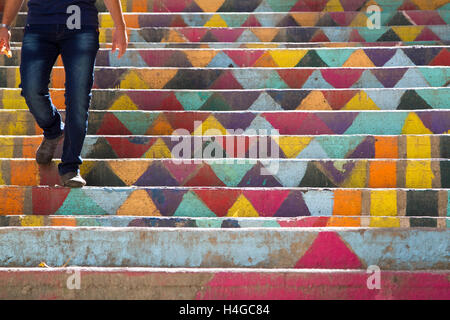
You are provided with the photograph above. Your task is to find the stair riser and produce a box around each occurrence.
[0,228,448,269]
[16,0,450,13]
[2,88,449,111]
[2,67,448,89]
[1,269,449,300]
[11,11,450,28]
[0,159,448,188]
[1,135,447,160]
[9,26,450,43]
[0,110,448,136]
[1,216,447,229]
[1,186,448,219]
[3,47,450,68]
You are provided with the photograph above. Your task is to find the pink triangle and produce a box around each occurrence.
[209,28,244,42]
[321,69,364,88]
[295,232,363,269]
[243,190,290,217]
[180,28,209,42]
[262,113,308,135]
[210,71,243,90]
[164,160,202,184]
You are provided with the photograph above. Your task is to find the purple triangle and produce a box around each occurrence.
[214,113,257,132]
[135,161,180,186]
[347,136,375,159]
[372,68,408,88]
[220,91,261,111]
[363,49,397,67]
[146,189,188,216]
[316,112,359,134]
[418,111,450,134]
[237,162,282,187]
[274,191,311,217]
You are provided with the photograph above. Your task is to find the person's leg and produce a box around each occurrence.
[58,26,99,184]
[20,25,63,139]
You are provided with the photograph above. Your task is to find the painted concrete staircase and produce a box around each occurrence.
[0,0,449,299]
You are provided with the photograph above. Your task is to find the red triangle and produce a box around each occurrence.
[139,50,172,67]
[295,113,334,134]
[32,187,71,215]
[170,15,188,27]
[295,232,363,269]
[164,160,203,184]
[105,137,152,158]
[415,27,442,41]
[429,49,450,66]
[277,69,314,89]
[310,29,330,42]
[223,50,265,67]
[289,0,311,11]
[209,28,244,42]
[329,12,357,27]
[160,93,185,110]
[262,112,308,135]
[184,163,226,187]
[321,69,364,89]
[96,113,133,135]
[180,28,209,42]
[194,189,241,217]
[243,190,290,217]
[322,90,358,110]
[348,29,366,43]
[166,112,209,133]
[340,0,367,11]
[303,0,328,11]
[242,15,262,27]
[210,70,243,90]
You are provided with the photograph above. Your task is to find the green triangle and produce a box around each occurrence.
[316,49,354,67]
[173,191,216,217]
[201,92,232,111]
[175,91,213,111]
[114,111,159,135]
[55,189,107,215]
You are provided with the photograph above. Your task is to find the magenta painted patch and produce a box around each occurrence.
[321,69,364,88]
[243,190,290,217]
[294,232,363,269]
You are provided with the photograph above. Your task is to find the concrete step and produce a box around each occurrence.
[0,215,447,229]
[1,186,448,219]
[10,41,450,49]
[0,110,448,136]
[10,25,450,43]
[3,47,449,68]
[1,66,449,89]
[12,11,450,28]
[0,159,448,188]
[16,0,450,13]
[2,88,449,111]
[0,227,448,269]
[1,135,447,160]
[1,267,449,299]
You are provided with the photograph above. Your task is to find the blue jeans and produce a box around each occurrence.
[20,24,99,175]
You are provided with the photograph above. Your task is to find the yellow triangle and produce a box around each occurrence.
[343,91,379,110]
[2,89,28,109]
[227,195,259,217]
[109,94,138,110]
[341,160,367,188]
[183,50,216,67]
[117,189,161,216]
[139,69,178,89]
[120,71,150,89]
[401,113,433,134]
[108,160,151,185]
[278,137,313,158]
[290,12,321,27]
[297,91,332,110]
[325,0,344,11]
[252,28,279,42]
[142,138,173,158]
[269,50,308,67]
[146,114,174,135]
[411,0,447,10]
[193,115,227,136]
[204,14,228,27]
[342,49,376,68]
[392,26,424,42]
[194,0,226,12]
[162,29,188,43]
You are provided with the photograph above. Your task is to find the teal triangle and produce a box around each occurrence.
[175,91,213,111]
[316,136,365,159]
[358,27,390,42]
[173,191,216,217]
[114,111,158,135]
[416,89,449,109]
[395,68,430,88]
[418,67,448,87]
[344,112,408,135]
[55,189,107,215]
[303,70,333,89]
[316,49,354,67]
[265,0,298,11]
[384,50,415,67]
[208,160,255,187]
[222,14,249,27]
[352,70,384,88]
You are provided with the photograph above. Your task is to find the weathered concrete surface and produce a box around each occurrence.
[0,268,448,300]
[0,227,448,269]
